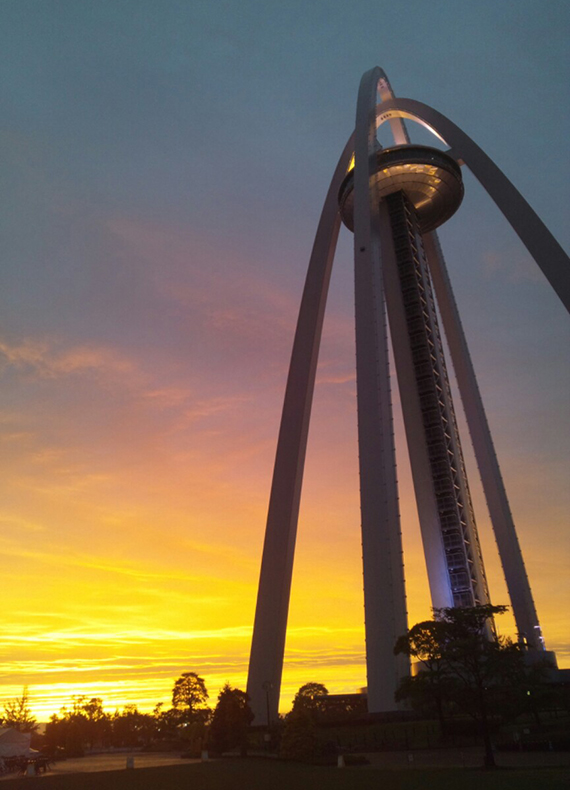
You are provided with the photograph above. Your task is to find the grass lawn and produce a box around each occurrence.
[1,758,568,789]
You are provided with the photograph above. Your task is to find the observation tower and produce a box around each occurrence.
[339,143,491,616]
[247,68,570,726]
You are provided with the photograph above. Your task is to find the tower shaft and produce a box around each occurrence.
[380,191,490,608]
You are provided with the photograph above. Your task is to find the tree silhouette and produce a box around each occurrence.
[1,687,38,733]
[171,672,209,723]
[395,605,529,769]
[291,682,329,715]
[208,683,253,755]
[394,619,451,731]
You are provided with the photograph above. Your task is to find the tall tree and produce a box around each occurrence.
[395,605,526,769]
[279,681,329,762]
[394,619,451,731]
[44,696,112,755]
[208,683,253,755]
[280,707,318,763]
[291,682,329,717]
[111,704,156,748]
[171,672,209,723]
[1,687,38,732]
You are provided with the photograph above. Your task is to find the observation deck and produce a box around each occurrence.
[339,145,463,233]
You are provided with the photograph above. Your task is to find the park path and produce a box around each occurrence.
[0,752,201,781]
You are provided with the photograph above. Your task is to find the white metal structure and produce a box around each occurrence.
[247,67,569,726]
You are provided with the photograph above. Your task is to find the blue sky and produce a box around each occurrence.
[1,0,568,716]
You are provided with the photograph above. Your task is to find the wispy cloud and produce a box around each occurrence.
[0,336,135,380]
[481,248,542,283]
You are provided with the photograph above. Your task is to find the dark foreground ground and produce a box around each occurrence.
[1,758,569,790]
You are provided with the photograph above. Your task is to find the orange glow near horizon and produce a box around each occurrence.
[2,1,569,732]
[1,216,568,723]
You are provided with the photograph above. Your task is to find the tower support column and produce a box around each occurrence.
[353,68,409,713]
[424,231,544,649]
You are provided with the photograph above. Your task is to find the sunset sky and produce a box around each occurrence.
[1,0,569,720]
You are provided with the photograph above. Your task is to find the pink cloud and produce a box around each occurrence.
[0,336,136,380]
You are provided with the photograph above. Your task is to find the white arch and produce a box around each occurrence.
[376,106,447,144]
[375,97,570,312]
[246,135,353,725]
